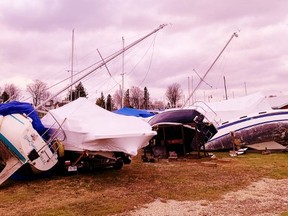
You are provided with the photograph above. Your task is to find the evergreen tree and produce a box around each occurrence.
[106,94,113,111]
[1,91,9,103]
[143,86,149,109]
[124,89,130,107]
[67,82,88,101]
[96,92,106,108]
[75,82,88,97]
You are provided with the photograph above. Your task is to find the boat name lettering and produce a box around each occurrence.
[24,135,36,149]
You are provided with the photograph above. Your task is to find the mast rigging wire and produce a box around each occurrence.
[182,32,238,107]
[34,24,168,111]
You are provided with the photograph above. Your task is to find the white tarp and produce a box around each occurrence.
[188,92,272,125]
[41,97,156,155]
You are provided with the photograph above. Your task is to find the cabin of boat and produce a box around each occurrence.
[142,109,217,161]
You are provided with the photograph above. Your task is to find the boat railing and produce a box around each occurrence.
[37,110,67,157]
[190,101,221,127]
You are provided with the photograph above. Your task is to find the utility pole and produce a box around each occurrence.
[188,76,190,106]
[121,36,125,108]
[191,75,194,104]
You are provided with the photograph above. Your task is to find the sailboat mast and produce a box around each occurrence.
[183,32,238,107]
[244,82,247,95]
[121,36,125,108]
[188,76,190,106]
[35,24,167,110]
[70,29,75,101]
[223,75,228,100]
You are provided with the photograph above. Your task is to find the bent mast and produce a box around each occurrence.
[35,24,167,110]
[183,32,238,107]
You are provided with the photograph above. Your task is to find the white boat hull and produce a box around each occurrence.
[205,110,288,150]
[0,114,58,185]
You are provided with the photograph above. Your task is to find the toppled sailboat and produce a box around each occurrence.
[41,97,156,170]
[141,32,238,160]
[0,101,58,185]
[191,93,288,151]
[205,109,288,151]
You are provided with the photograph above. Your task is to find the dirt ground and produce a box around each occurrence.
[123,178,288,216]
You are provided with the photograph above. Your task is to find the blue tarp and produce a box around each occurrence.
[0,101,47,136]
[113,107,156,118]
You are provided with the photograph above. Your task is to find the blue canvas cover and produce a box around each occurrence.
[0,101,47,136]
[113,107,155,118]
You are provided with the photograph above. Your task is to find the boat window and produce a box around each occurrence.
[258,111,267,114]
[240,116,247,119]
[222,121,229,125]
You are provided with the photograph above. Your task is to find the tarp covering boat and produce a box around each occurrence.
[113,107,156,118]
[0,101,46,136]
[41,97,156,156]
[190,92,272,124]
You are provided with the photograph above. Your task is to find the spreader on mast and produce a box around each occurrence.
[183,32,238,107]
[35,24,167,110]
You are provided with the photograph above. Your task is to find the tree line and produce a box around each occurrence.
[0,80,183,110]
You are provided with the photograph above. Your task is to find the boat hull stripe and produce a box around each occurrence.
[10,114,25,125]
[210,118,288,142]
[218,112,288,130]
[0,133,26,163]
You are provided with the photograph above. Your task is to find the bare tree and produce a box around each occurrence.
[165,83,182,108]
[151,100,165,110]
[3,83,21,101]
[130,86,144,109]
[26,80,50,106]
[113,88,122,109]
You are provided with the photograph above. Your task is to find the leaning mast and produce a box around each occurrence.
[183,32,238,107]
[36,24,167,110]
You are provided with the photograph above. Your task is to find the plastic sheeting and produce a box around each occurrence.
[188,92,272,124]
[41,98,156,155]
[113,107,155,118]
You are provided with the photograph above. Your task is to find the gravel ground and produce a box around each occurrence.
[123,178,288,216]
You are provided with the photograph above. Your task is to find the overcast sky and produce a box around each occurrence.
[0,0,287,104]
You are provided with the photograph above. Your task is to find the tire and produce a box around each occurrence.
[113,158,123,170]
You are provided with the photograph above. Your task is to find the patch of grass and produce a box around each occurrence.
[1,151,288,215]
[37,207,75,216]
